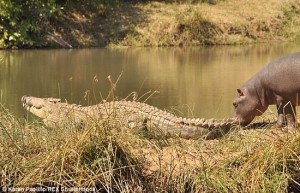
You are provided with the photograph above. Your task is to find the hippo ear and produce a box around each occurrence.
[237,89,244,96]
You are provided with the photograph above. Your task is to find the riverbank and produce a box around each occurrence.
[1,105,300,191]
[1,0,300,48]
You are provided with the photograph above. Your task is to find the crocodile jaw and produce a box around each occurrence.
[22,96,51,119]
[22,95,68,127]
[22,95,88,128]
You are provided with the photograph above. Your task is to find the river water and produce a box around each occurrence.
[0,43,299,119]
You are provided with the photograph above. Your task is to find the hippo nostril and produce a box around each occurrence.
[233,102,237,108]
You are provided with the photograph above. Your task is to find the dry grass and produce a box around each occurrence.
[50,0,300,47]
[114,0,300,47]
[1,104,300,192]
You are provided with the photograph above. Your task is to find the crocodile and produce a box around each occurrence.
[21,96,238,139]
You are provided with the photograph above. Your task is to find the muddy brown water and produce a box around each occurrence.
[1,43,300,120]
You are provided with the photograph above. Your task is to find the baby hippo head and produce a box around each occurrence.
[233,88,264,126]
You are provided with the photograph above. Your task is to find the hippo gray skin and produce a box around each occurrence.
[233,52,300,128]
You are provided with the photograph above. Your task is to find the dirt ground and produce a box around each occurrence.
[128,116,299,176]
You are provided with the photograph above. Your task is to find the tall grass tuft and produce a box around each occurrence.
[0,105,145,192]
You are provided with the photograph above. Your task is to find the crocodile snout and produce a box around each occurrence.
[21,95,42,109]
[21,95,32,108]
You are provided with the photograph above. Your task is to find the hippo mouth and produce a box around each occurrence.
[235,116,253,126]
[233,111,253,126]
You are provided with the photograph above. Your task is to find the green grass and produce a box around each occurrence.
[1,104,300,192]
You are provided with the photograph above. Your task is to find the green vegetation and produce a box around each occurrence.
[0,0,59,48]
[0,0,115,48]
[1,105,300,192]
[0,0,300,48]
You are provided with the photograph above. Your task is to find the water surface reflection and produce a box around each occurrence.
[0,43,299,119]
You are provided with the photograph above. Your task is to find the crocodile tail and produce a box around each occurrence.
[166,117,238,139]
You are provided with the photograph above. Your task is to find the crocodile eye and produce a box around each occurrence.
[48,98,62,103]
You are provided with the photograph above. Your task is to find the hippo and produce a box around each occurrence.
[233,52,300,128]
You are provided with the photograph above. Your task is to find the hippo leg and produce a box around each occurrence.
[277,115,285,127]
[283,103,296,128]
[276,104,286,127]
[277,101,296,128]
